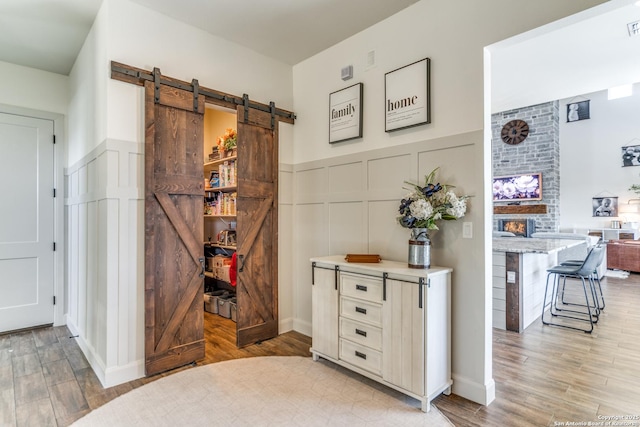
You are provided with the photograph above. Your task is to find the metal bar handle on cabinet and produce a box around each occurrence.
[355,284,367,292]
[199,257,205,278]
[355,329,367,337]
[355,351,367,360]
[355,306,367,315]
[238,254,245,272]
[419,277,424,309]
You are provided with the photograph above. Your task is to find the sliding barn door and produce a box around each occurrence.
[235,106,278,347]
[144,78,205,375]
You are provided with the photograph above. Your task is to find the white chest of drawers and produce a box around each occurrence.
[310,255,452,412]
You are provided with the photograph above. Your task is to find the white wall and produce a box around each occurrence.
[560,83,640,231]
[0,61,68,114]
[65,0,295,387]
[292,0,606,406]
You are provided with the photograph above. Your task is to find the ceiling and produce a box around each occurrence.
[490,0,640,113]
[0,0,419,76]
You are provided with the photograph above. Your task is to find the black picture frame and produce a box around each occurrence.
[566,100,590,122]
[622,144,640,167]
[328,83,363,144]
[384,58,430,132]
[592,196,618,217]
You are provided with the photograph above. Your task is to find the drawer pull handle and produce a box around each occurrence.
[355,284,368,292]
[355,306,367,315]
[355,351,367,360]
[355,328,367,337]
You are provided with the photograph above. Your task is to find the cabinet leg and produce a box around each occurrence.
[421,399,431,412]
[312,352,319,362]
[443,386,452,396]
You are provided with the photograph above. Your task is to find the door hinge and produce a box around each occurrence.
[53,242,56,251]
[53,135,56,144]
[53,296,56,305]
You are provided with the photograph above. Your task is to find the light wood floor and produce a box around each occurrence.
[2,273,639,426]
[434,273,640,426]
[0,313,311,426]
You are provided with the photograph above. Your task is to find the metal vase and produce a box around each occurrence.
[408,228,431,269]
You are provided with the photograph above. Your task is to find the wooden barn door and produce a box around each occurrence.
[144,75,206,375]
[235,105,278,347]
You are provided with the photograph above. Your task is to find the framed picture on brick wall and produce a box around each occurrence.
[566,100,590,122]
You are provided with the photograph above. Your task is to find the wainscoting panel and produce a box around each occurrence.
[329,162,363,196]
[367,154,412,193]
[368,199,405,258]
[329,201,365,255]
[295,167,326,204]
[65,138,144,387]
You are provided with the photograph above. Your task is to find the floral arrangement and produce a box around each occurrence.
[216,128,237,152]
[398,167,469,230]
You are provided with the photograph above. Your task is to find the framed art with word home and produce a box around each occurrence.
[385,58,430,132]
[328,82,363,144]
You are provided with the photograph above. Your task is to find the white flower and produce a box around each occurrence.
[447,195,468,218]
[501,182,517,198]
[409,198,433,220]
[398,167,470,230]
[493,180,503,196]
[513,175,538,194]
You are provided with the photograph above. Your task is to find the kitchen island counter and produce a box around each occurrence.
[493,237,583,254]
[492,237,584,332]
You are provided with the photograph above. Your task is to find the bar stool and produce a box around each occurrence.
[559,242,606,311]
[541,245,605,333]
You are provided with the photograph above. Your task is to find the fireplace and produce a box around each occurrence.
[498,218,536,238]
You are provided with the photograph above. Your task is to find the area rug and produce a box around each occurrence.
[72,356,454,426]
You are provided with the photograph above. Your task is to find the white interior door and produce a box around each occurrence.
[0,113,54,333]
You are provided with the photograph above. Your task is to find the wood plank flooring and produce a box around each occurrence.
[0,314,311,426]
[434,273,640,426]
[2,273,639,426]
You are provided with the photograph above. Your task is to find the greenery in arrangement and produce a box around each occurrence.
[629,184,640,195]
[398,167,470,230]
[216,128,237,152]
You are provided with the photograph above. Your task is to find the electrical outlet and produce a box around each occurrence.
[463,222,473,238]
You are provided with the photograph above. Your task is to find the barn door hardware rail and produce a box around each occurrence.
[111,61,296,124]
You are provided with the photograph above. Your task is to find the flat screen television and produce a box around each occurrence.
[492,172,542,201]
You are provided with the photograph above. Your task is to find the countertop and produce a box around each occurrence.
[492,237,584,254]
[310,255,452,280]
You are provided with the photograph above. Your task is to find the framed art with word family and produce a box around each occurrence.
[328,82,363,144]
[385,58,430,132]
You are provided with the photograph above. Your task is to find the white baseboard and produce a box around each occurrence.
[66,319,144,388]
[66,320,108,386]
[293,318,312,337]
[104,360,145,388]
[451,373,496,406]
[279,317,294,333]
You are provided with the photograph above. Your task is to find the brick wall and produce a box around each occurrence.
[492,101,560,233]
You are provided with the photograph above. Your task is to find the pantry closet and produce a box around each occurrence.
[110,62,294,376]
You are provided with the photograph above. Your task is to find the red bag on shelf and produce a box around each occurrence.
[229,252,237,287]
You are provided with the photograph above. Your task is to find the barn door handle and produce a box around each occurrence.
[238,254,245,272]
[199,257,205,278]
